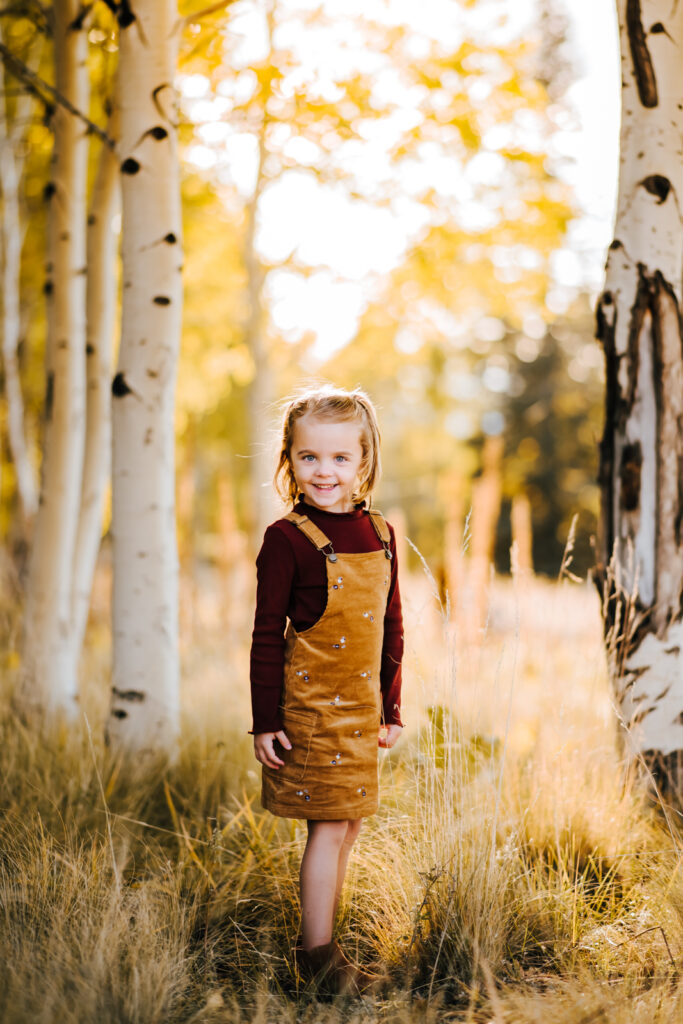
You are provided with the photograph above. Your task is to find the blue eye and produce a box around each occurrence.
[302,454,315,462]
[335,456,348,462]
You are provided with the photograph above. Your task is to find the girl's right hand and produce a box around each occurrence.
[254,730,292,769]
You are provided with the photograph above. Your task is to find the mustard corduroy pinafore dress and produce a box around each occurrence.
[261,508,393,820]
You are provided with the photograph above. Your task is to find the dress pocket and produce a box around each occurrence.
[277,706,318,783]
[308,702,380,769]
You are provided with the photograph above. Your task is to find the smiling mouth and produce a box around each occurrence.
[312,483,337,491]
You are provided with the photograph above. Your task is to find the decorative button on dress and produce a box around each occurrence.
[261,509,393,820]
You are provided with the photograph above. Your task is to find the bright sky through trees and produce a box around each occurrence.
[559,0,619,287]
[181,0,619,358]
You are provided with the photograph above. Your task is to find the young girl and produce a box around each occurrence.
[249,386,404,993]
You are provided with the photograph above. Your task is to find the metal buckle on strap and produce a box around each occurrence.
[383,543,392,560]
[321,542,338,563]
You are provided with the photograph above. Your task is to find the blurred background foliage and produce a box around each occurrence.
[1,0,602,580]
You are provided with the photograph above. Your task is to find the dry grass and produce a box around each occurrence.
[1,567,683,1022]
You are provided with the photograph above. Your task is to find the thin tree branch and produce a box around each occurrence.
[0,41,115,148]
[11,31,44,142]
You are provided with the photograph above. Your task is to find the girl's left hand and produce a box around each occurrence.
[378,723,403,749]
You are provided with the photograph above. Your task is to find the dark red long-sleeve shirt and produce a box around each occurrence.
[250,500,404,734]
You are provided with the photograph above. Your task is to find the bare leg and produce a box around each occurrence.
[333,818,363,921]
[300,819,350,951]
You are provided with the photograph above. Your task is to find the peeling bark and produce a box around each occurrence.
[597,0,683,803]
[619,441,642,511]
[109,0,182,756]
[626,0,658,107]
[651,272,683,623]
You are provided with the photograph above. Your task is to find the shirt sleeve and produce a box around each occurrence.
[380,523,404,727]
[249,525,296,734]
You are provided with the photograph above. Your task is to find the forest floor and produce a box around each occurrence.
[2,565,683,1023]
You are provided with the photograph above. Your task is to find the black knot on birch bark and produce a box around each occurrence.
[153,295,171,305]
[640,174,671,203]
[86,343,95,356]
[164,233,177,244]
[121,157,141,175]
[650,22,665,34]
[111,709,128,719]
[112,372,133,397]
[147,126,168,141]
[88,213,96,226]
[43,280,53,296]
[609,240,623,250]
[112,686,146,702]
[43,182,56,201]
[45,372,54,420]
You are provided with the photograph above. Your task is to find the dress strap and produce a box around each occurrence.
[284,512,339,562]
[367,508,393,560]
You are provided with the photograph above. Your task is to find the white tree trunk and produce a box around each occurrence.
[244,151,274,553]
[244,2,277,552]
[469,435,503,630]
[21,1,88,716]
[109,0,183,755]
[597,0,683,794]
[71,114,120,659]
[0,26,38,523]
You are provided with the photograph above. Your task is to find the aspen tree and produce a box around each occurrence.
[596,0,683,796]
[243,1,275,554]
[108,0,182,754]
[243,130,273,555]
[511,494,533,576]
[22,0,88,715]
[71,114,119,659]
[0,26,38,524]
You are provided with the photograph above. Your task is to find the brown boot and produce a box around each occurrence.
[298,939,383,996]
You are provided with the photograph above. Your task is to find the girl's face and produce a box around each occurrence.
[290,414,365,514]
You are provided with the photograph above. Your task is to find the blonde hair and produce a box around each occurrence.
[275,385,382,507]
